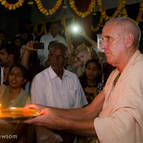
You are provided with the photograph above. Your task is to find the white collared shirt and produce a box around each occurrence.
[31,66,88,109]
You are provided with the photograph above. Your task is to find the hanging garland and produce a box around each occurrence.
[0,0,24,10]
[33,24,45,36]
[43,23,48,34]
[35,0,62,15]
[121,8,128,17]
[91,16,104,32]
[96,0,126,21]
[136,1,143,24]
[69,0,95,18]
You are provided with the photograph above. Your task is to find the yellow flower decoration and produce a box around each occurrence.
[0,0,24,10]
[33,23,48,36]
[69,0,95,18]
[136,1,143,24]
[96,0,126,21]
[122,8,128,17]
[35,0,63,16]
[91,15,103,32]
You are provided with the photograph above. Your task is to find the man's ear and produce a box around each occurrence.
[125,34,134,48]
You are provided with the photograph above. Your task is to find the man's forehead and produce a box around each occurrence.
[104,21,123,31]
[51,47,64,54]
[102,22,122,37]
[51,47,61,51]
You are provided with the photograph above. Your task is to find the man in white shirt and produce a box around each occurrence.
[31,41,87,143]
[38,22,66,66]
[32,41,87,108]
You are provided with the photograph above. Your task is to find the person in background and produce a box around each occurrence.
[25,17,143,143]
[20,40,44,94]
[0,63,30,107]
[65,27,99,76]
[0,64,33,143]
[20,31,33,45]
[31,41,87,143]
[32,40,87,108]
[14,36,22,49]
[72,43,98,77]
[77,59,103,143]
[66,24,107,76]
[79,59,103,104]
[13,36,22,59]
[0,43,20,85]
[19,31,34,60]
[0,41,40,93]
[38,21,66,66]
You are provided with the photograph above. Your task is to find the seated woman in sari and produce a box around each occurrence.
[0,64,34,143]
[0,63,30,107]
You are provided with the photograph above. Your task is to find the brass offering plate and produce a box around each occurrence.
[0,107,40,120]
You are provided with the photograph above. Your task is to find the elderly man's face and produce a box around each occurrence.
[49,47,65,71]
[101,22,127,67]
